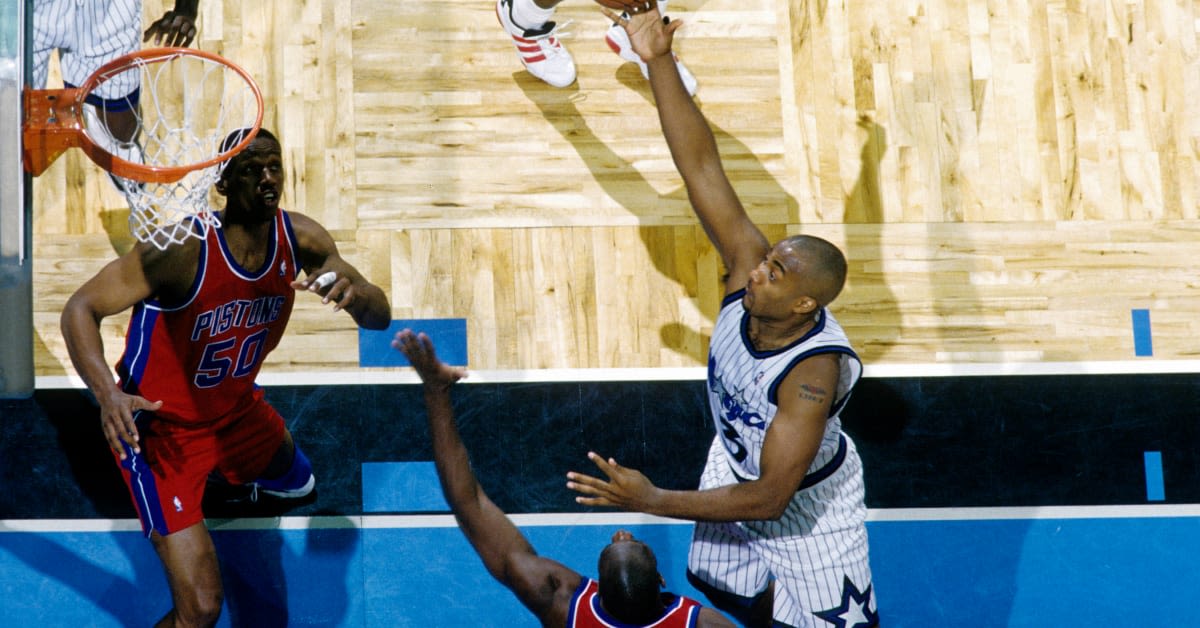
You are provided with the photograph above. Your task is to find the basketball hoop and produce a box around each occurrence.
[22,47,264,249]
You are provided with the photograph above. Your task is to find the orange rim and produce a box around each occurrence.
[24,47,264,184]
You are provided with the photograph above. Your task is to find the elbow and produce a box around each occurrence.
[59,293,87,334]
[759,500,790,521]
[746,489,792,521]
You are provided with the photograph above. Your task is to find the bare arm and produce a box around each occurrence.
[610,5,769,292]
[59,242,194,457]
[288,212,391,330]
[698,607,738,628]
[394,331,581,625]
[568,354,840,521]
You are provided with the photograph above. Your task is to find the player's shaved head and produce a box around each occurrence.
[775,234,848,307]
[218,127,280,180]
[597,539,662,624]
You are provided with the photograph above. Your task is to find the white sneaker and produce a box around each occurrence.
[253,473,316,501]
[605,17,697,96]
[496,0,576,88]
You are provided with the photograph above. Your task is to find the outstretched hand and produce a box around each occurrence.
[567,452,661,513]
[393,329,466,390]
[598,1,682,63]
[144,10,199,47]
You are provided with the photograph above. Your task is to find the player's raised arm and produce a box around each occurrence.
[610,4,769,293]
[393,331,581,625]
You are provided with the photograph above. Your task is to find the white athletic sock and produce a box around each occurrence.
[511,0,556,31]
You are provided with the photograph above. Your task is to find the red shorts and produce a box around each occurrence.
[113,388,286,537]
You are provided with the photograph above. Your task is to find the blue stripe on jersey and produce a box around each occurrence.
[765,346,861,408]
[279,211,301,281]
[724,434,847,490]
[797,434,847,490]
[120,304,160,392]
[121,414,168,538]
[739,307,829,360]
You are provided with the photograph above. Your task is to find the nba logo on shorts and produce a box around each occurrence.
[173,496,183,512]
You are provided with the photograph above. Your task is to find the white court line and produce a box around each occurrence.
[5,505,1200,533]
[34,359,1200,390]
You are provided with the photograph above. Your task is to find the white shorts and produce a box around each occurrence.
[687,434,877,627]
[32,0,141,101]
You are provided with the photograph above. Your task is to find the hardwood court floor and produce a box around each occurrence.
[30,0,1200,376]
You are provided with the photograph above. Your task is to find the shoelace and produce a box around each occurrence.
[528,19,573,51]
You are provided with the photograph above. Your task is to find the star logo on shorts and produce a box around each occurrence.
[813,576,878,628]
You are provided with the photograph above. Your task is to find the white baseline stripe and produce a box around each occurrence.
[35,358,1200,389]
[5,505,1200,533]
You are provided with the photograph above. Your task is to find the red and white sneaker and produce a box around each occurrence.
[604,15,697,96]
[496,0,576,88]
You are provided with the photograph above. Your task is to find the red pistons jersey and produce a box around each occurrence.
[567,578,702,628]
[117,210,300,425]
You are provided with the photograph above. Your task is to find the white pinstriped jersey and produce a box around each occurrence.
[689,290,877,627]
[33,0,142,99]
[706,290,862,482]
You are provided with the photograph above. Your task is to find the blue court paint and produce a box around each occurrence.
[358,319,468,367]
[361,461,449,513]
[4,516,1200,626]
[1144,451,1165,501]
[1131,309,1153,356]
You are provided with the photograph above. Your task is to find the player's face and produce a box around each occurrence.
[219,137,284,218]
[743,242,809,318]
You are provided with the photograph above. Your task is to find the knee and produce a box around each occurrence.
[175,584,223,627]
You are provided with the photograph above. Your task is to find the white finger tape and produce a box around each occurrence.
[314,271,337,289]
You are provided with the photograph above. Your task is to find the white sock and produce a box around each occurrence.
[511,0,556,30]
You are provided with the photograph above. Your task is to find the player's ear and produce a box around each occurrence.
[215,176,228,197]
[792,295,818,315]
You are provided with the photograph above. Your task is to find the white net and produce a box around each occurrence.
[81,49,261,250]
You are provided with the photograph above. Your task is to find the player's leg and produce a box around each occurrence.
[685,438,774,626]
[685,569,774,627]
[214,395,315,501]
[31,0,73,91]
[496,0,576,88]
[113,414,223,626]
[252,427,316,499]
[747,440,877,628]
[59,0,144,185]
[149,523,224,628]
